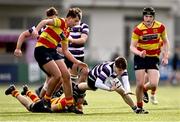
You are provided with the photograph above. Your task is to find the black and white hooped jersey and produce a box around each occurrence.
[88,61,128,84]
[64,22,89,58]
[88,62,118,83]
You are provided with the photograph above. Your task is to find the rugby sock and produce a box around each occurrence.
[71,74,78,81]
[137,102,143,108]
[65,96,74,106]
[12,90,19,97]
[26,91,40,102]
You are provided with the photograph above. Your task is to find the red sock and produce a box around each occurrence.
[27,91,40,102]
[137,102,143,108]
[12,90,19,97]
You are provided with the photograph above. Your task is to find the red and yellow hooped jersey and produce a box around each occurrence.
[36,17,70,48]
[131,20,167,57]
[51,97,66,111]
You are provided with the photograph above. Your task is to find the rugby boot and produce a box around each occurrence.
[5,85,16,95]
[21,85,29,95]
[150,95,158,105]
[134,107,149,114]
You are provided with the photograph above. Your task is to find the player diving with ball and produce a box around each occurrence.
[77,56,139,113]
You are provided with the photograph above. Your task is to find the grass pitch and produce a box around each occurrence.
[0,85,180,122]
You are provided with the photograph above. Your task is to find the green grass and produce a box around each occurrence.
[0,85,180,122]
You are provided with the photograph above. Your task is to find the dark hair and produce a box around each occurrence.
[46,7,58,17]
[66,7,82,20]
[143,7,155,16]
[114,56,127,70]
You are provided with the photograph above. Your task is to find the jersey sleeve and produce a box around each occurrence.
[81,23,89,35]
[97,65,111,82]
[53,18,61,27]
[52,18,69,45]
[60,32,69,45]
[53,18,66,29]
[95,78,111,91]
[131,27,140,42]
[160,24,168,40]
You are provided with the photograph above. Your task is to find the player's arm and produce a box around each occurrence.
[69,23,89,44]
[130,33,146,57]
[14,30,31,57]
[69,33,88,44]
[61,39,80,64]
[95,77,117,91]
[16,30,31,49]
[61,39,87,68]
[121,70,130,90]
[56,43,63,56]
[34,18,54,37]
[95,69,116,91]
[161,29,170,65]
[95,77,112,91]
[162,38,169,57]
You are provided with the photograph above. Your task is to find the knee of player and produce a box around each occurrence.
[137,83,144,89]
[62,72,71,81]
[53,75,61,82]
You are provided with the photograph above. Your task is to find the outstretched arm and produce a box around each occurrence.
[95,78,116,91]
[14,30,31,57]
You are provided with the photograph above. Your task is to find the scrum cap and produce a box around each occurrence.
[143,7,155,16]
